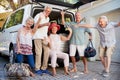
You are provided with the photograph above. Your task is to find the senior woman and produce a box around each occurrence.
[16,16,49,76]
[48,22,72,76]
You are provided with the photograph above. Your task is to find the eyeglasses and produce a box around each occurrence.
[45,9,51,14]
[27,22,33,26]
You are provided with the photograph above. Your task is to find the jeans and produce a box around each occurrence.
[16,54,35,69]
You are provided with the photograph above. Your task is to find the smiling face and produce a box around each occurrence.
[44,6,52,17]
[48,22,60,34]
[75,12,82,23]
[51,26,58,34]
[25,17,34,30]
[98,17,107,28]
[26,19,34,28]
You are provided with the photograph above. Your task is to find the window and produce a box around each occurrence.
[6,9,24,28]
[56,0,79,4]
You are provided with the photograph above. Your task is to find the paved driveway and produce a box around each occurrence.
[0,56,120,80]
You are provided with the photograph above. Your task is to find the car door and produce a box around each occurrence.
[0,9,24,55]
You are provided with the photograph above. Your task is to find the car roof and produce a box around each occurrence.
[33,0,96,9]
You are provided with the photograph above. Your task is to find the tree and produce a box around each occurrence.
[17,0,29,8]
[7,0,16,10]
[0,0,10,10]
[0,0,30,11]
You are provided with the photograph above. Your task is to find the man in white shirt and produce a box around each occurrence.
[33,6,52,75]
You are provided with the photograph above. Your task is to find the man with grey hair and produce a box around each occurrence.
[61,11,92,74]
[76,15,120,77]
[33,6,52,75]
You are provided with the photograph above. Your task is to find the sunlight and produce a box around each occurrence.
[13,0,18,3]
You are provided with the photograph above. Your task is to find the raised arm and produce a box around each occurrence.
[61,11,65,25]
[61,27,72,41]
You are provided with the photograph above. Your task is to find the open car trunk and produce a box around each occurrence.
[31,6,80,67]
[32,6,74,51]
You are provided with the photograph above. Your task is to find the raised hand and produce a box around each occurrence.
[61,10,65,16]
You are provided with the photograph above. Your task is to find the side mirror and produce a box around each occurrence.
[0,27,4,32]
[0,27,2,31]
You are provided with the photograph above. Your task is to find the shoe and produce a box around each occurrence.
[35,70,43,75]
[99,70,105,75]
[41,69,52,75]
[103,72,109,77]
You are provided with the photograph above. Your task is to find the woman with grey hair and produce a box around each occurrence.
[75,15,120,77]
[16,16,41,77]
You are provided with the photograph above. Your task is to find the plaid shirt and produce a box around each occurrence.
[94,22,118,48]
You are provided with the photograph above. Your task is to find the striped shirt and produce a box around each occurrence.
[17,29,33,55]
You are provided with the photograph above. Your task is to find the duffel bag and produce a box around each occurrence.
[4,63,31,77]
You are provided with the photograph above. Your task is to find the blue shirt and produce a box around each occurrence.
[94,22,118,47]
[65,22,91,45]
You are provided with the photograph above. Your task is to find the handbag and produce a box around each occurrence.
[84,40,96,58]
[4,63,31,77]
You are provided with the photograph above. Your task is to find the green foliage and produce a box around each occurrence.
[6,9,24,28]
[65,18,71,22]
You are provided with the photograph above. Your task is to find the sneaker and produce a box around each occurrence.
[41,69,52,75]
[103,72,109,77]
[99,70,106,75]
[35,70,43,75]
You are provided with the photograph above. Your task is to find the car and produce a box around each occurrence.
[0,0,95,67]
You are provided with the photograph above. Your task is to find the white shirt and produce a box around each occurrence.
[49,34,61,51]
[33,12,49,39]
